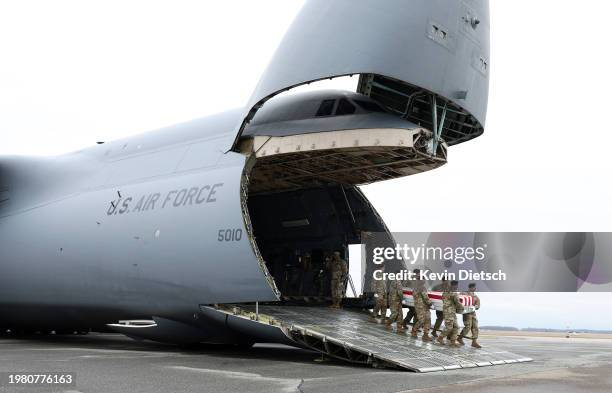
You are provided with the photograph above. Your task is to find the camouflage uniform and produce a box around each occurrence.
[371,276,387,319]
[386,279,404,330]
[430,282,446,336]
[439,288,464,345]
[402,276,416,328]
[411,281,432,339]
[329,255,348,308]
[461,290,480,340]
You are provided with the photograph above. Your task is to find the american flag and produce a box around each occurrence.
[402,289,476,314]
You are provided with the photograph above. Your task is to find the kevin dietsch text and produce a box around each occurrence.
[373,269,507,282]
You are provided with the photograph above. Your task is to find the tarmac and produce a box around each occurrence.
[1,332,612,393]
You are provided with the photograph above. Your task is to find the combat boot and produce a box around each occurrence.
[472,339,482,349]
[410,326,418,338]
[422,333,432,342]
[431,330,438,338]
[436,335,445,345]
[448,340,461,348]
[456,336,465,346]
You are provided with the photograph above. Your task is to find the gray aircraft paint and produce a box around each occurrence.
[0,0,490,338]
[0,110,277,321]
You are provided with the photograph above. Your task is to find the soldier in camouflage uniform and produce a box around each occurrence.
[329,251,348,309]
[385,278,405,333]
[410,275,433,342]
[458,283,481,348]
[402,269,420,329]
[430,277,448,337]
[436,280,464,347]
[370,265,387,320]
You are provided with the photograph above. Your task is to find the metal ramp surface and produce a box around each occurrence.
[203,304,532,373]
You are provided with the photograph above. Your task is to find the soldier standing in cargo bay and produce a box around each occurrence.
[459,282,482,348]
[329,251,348,309]
[437,280,464,347]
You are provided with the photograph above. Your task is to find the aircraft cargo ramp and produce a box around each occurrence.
[200,304,532,373]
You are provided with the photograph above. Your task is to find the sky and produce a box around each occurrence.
[1,1,611,330]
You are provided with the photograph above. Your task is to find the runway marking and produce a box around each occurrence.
[168,366,303,393]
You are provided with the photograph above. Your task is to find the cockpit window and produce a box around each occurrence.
[354,99,386,113]
[335,99,356,115]
[316,99,336,117]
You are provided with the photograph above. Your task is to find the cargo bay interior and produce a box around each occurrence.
[246,185,389,299]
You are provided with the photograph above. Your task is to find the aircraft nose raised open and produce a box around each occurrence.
[230,0,490,151]
[238,90,447,193]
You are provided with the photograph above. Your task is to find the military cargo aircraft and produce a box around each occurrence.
[0,0,517,372]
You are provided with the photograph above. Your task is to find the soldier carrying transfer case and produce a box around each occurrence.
[410,271,433,342]
[370,264,387,321]
[437,280,464,347]
[458,282,482,348]
[328,251,348,309]
[385,277,405,333]
[430,276,448,337]
[402,269,420,329]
